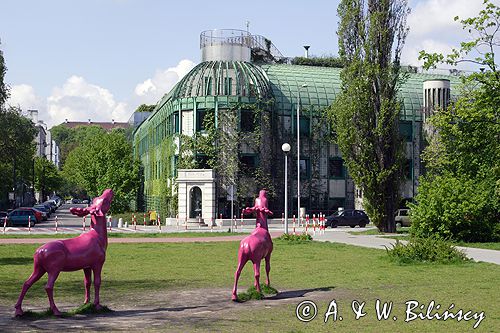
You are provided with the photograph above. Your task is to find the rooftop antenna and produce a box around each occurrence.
[245,20,250,33]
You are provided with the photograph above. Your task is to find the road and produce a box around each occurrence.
[38,203,89,228]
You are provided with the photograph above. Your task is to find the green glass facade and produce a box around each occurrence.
[133,60,460,217]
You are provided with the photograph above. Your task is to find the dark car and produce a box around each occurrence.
[0,211,7,224]
[326,209,370,228]
[36,203,53,217]
[34,205,51,219]
[7,209,37,227]
[43,201,57,213]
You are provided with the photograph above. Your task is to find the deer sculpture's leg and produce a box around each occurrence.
[14,265,46,316]
[232,256,248,301]
[253,261,261,293]
[93,265,103,310]
[84,268,92,304]
[45,271,61,316]
[265,253,271,287]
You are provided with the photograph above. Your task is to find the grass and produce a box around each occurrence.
[1,240,499,332]
[453,241,500,251]
[0,231,246,239]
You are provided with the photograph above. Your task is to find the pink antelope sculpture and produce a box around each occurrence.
[15,189,114,316]
[232,189,273,301]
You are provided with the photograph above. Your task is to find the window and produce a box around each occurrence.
[172,112,180,133]
[240,155,258,175]
[196,110,207,132]
[404,159,412,179]
[292,116,310,136]
[196,154,210,169]
[300,117,310,136]
[300,158,311,180]
[329,158,344,179]
[224,77,233,95]
[240,110,255,132]
[399,122,412,142]
[204,77,212,95]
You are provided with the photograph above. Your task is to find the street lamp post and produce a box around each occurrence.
[282,143,291,234]
[297,84,307,224]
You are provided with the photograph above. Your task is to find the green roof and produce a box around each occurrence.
[262,64,461,121]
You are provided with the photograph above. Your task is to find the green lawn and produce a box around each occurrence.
[1,240,498,332]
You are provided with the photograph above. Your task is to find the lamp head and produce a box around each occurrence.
[281,143,291,153]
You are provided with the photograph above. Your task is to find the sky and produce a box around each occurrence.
[0,0,492,128]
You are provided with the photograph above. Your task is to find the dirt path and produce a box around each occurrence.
[0,286,340,332]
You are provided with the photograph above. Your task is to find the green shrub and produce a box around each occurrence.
[237,284,278,302]
[386,236,470,264]
[277,233,313,243]
[409,174,500,242]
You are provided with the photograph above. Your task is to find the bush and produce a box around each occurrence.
[236,284,278,302]
[277,233,313,243]
[409,174,500,242]
[386,236,470,264]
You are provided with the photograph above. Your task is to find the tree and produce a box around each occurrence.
[412,0,500,242]
[34,156,64,200]
[135,104,155,113]
[50,124,106,167]
[0,106,37,208]
[0,39,8,109]
[62,129,140,213]
[328,0,410,232]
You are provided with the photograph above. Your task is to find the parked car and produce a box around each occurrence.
[0,211,7,224]
[82,199,89,204]
[65,199,73,204]
[326,209,370,228]
[18,207,42,223]
[43,201,57,213]
[34,204,51,219]
[395,208,411,227]
[7,209,38,227]
[72,198,82,204]
[50,196,62,207]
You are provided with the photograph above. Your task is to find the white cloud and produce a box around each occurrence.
[6,59,195,129]
[403,0,484,66]
[134,59,196,104]
[46,75,129,127]
[8,84,44,112]
[408,0,482,37]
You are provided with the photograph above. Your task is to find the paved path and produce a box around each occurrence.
[313,229,500,265]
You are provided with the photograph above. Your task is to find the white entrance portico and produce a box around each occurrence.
[177,169,216,225]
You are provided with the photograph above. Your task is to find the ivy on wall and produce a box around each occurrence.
[140,98,276,216]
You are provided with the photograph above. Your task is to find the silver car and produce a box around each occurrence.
[395,209,411,227]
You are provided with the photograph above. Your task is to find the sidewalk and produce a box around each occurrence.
[312,228,500,265]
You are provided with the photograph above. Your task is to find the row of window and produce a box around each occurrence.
[147,156,412,182]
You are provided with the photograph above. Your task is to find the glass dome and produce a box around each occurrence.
[170,61,272,99]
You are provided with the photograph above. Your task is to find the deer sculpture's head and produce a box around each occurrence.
[90,189,114,216]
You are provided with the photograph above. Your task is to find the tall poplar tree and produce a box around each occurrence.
[329,0,409,232]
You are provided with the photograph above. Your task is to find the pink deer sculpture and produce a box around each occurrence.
[232,189,273,301]
[15,189,114,316]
